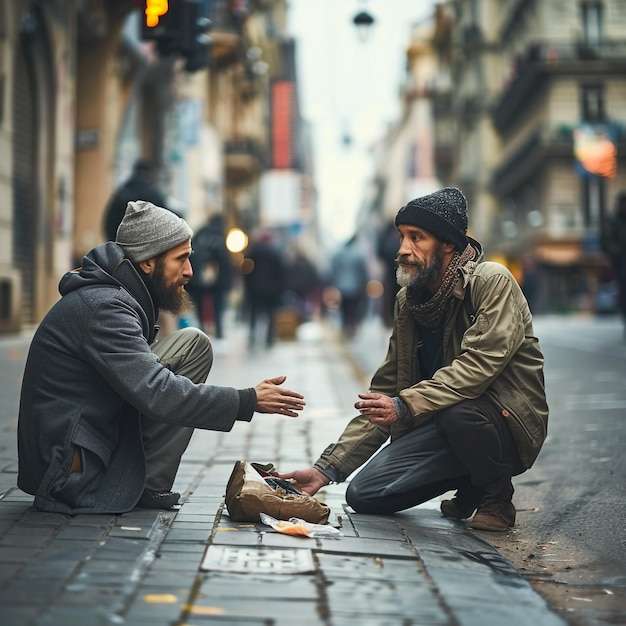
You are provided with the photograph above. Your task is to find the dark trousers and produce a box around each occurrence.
[248,294,279,346]
[346,395,524,514]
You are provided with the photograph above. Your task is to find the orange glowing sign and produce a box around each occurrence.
[145,0,169,28]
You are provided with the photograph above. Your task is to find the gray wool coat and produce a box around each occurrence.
[17,242,255,514]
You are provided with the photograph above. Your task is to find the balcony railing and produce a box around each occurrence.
[491,124,574,195]
[492,40,626,130]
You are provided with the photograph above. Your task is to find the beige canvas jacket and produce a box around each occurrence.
[314,256,549,482]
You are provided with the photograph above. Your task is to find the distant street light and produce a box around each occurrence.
[352,8,375,42]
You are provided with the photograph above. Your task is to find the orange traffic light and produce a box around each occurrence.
[145,0,168,28]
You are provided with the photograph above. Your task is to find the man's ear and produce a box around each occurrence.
[443,242,456,254]
[138,258,156,275]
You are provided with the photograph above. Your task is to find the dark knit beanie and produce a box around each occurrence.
[116,200,193,263]
[395,187,469,250]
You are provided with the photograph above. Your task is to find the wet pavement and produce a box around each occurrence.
[0,316,567,625]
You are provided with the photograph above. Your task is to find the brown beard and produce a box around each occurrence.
[144,256,192,316]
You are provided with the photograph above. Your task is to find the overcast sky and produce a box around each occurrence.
[287,0,438,245]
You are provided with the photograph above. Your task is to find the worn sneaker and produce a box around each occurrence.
[137,489,180,509]
[440,486,484,520]
[469,499,516,532]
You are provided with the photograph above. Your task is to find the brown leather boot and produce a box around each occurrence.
[469,499,516,531]
[440,486,484,520]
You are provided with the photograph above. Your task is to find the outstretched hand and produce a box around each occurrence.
[355,392,398,426]
[276,467,330,496]
[254,375,305,417]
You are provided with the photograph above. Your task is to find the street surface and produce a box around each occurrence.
[347,313,626,626]
[0,312,624,625]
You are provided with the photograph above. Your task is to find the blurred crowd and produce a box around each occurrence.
[102,161,626,348]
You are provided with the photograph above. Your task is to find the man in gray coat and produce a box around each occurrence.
[17,201,305,514]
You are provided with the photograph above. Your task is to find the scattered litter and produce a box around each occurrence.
[260,513,342,538]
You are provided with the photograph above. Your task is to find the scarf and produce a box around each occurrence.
[406,243,476,330]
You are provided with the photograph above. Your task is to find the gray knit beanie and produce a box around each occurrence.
[395,187,468,250]
[116,200,193,263]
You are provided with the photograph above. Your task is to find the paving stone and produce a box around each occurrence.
[16,559,78,580]
[347,514,407,540]
[201,545,315,574]
[163,528,210,543]
[260,532,321,549]
[331,618,436,626]
[0,545,39,563]
[170,513,217,524]
[59,582,134,605]
[195,571,319,600]
[151,549,204,562]
[326,579,446,621]
[36,544,92,563]
[0,605,42,626]
[53,525,108,541]
[18,511,69,526]
[169,521,212,531]
[316,553,425,583]
[35,606,111,626]
[158,542,207,553]
[0,562,20,583]
[445,596,568,626]
[0,579,60,604]
[66,514,115,526]
[108,525,155,540]
[316,535,416,559]
[149,556,202,573]
[0,532,52,548]
[183,598,324,626]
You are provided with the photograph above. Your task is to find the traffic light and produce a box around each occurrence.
[140,0,211,72]
[141,0,184,56]
[180,0,212,72]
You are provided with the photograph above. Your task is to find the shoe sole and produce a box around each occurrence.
[469,519,513,532]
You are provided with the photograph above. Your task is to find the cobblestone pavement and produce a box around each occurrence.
[0,319,566,626]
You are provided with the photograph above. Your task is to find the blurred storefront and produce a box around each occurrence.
[0,0,315,333]
[430,0,626,313]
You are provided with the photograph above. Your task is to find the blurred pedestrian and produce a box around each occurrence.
[102,159,168,242]
[280,187,549,532]
[520,253,540,313]
[17,201,305,515]
[377,219,401,328]
[243,230,286,347]
[284,246,322,322]
[600,191,626,338]
[187,215,233,339]
[331,235,369,338]
[102,160,180,337]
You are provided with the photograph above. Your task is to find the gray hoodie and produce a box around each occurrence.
[17,242,254,514]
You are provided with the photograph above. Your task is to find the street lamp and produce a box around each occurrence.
[352,6,375,42]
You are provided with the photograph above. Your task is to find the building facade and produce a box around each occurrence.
[433,0,626,312]
[0,0,313,333]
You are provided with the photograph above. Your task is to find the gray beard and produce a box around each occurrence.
[396,266,417,288]
[395,244,445,289]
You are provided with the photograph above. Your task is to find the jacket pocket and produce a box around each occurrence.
[45,423,115,510]
[495,386,547,468]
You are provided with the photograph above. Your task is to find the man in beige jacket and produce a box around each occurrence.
[281,187,548,532]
